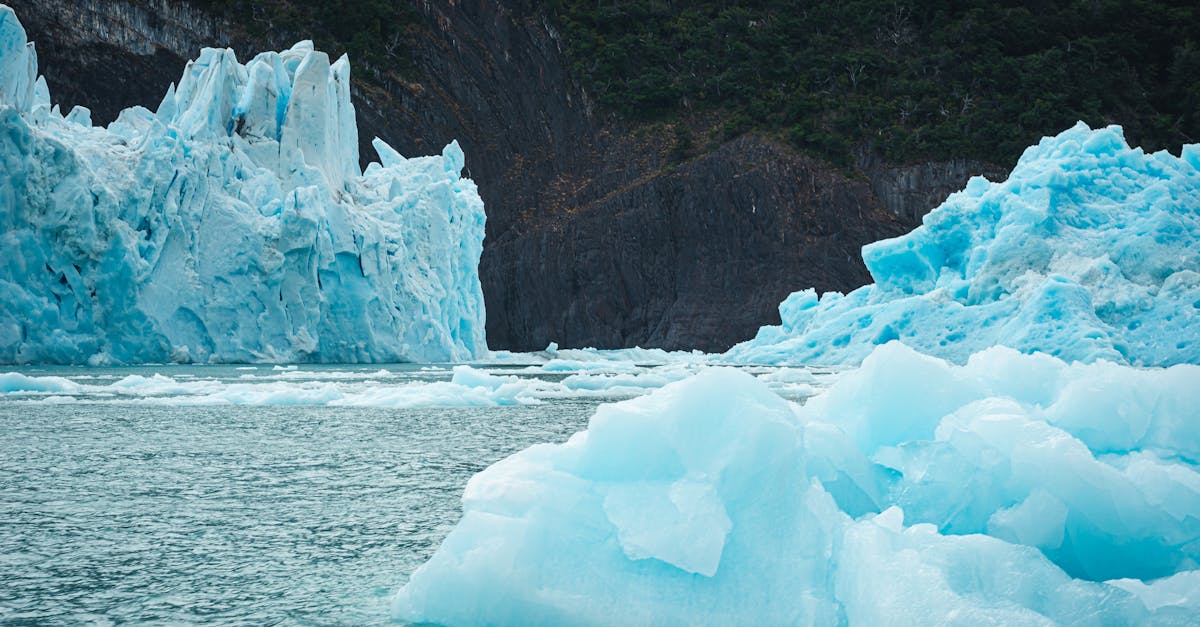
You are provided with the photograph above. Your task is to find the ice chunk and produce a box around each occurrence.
[394,369,849,625]
[396,345,1199,625]
[0,5,486,364]
[0,371,78,393]
[799,343,1200,582]
[728,123,1200,367]
[837,509,1146,626]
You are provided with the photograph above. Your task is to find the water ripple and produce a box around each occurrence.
[1,396,595,624]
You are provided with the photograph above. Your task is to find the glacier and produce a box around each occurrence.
[394,344,1200,625]
[727,123,1200,367]
[0,5,486,364]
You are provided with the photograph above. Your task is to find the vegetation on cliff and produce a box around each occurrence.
[546,0,1200,167]
[192,0,420,78]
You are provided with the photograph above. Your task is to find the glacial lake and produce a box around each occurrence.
[0,361,830,624]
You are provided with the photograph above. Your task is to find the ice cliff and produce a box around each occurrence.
[395,344,1200,625]
[728,123,1200,367]
[0,6,487,364]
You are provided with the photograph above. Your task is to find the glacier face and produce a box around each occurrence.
[727,123,1200,367]
[0,6,486,364]
[394,344,1200,625]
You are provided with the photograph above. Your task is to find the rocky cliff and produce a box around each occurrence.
[10,0,998,352]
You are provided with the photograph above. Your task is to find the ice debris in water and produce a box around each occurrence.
[0,6,486,364]
[0,359,826,407]
[481,343,711,367]
[727,123,1200,367]
[394,342,1200,625]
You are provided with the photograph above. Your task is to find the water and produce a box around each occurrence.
[0,361,833,624]
[0,365,600,625]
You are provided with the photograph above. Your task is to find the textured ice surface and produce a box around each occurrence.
[728,123,1200,367]
[395,343,1200,625]
[0,6,486,364]
[802,343,1200,583]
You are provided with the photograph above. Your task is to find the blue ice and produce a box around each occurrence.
[0,6,486,364]
[728,123,1200,367]
[395,345,1200,625]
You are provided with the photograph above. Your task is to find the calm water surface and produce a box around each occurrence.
[0,365,599,625]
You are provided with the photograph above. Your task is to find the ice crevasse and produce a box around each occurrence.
[395,343,1200,625]
[0,5,487,364]
[727,122,1200,367]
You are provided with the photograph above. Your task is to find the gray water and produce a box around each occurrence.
[0,365,599,625]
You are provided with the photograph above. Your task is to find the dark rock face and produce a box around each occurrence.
[10,0,992,353]
[7,0,224,125]
[485,135,908,351]
[857,150,1009,222]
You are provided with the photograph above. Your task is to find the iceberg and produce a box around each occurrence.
[0,5,486,364]
[394,344,1200,625]
[727,123,1200,367]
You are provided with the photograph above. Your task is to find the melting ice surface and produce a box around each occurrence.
[728,123,1200,367]
[0,6,486,365]
[396,343,1200,625]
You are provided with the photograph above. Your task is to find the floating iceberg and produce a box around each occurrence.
[728,123,1200,366]
[0,5,486,364]
[395,343,1200,625]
